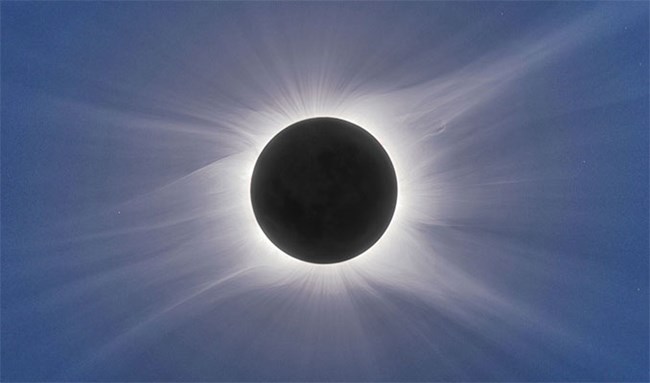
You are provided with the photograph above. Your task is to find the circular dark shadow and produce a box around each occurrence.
[250,117,397,264]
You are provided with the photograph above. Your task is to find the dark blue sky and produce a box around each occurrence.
[2,2,648,381]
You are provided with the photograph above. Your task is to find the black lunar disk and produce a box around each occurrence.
[251,117,398,264]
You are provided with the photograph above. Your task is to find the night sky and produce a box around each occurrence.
[2,2,648,381]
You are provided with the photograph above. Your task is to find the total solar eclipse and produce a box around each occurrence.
[251,117,398,264]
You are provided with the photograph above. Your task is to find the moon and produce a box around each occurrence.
[250,117,398,264]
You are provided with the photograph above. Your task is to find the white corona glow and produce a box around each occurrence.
[64,8,602,300]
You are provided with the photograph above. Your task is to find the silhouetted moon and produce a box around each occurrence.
[250,117,398,264]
